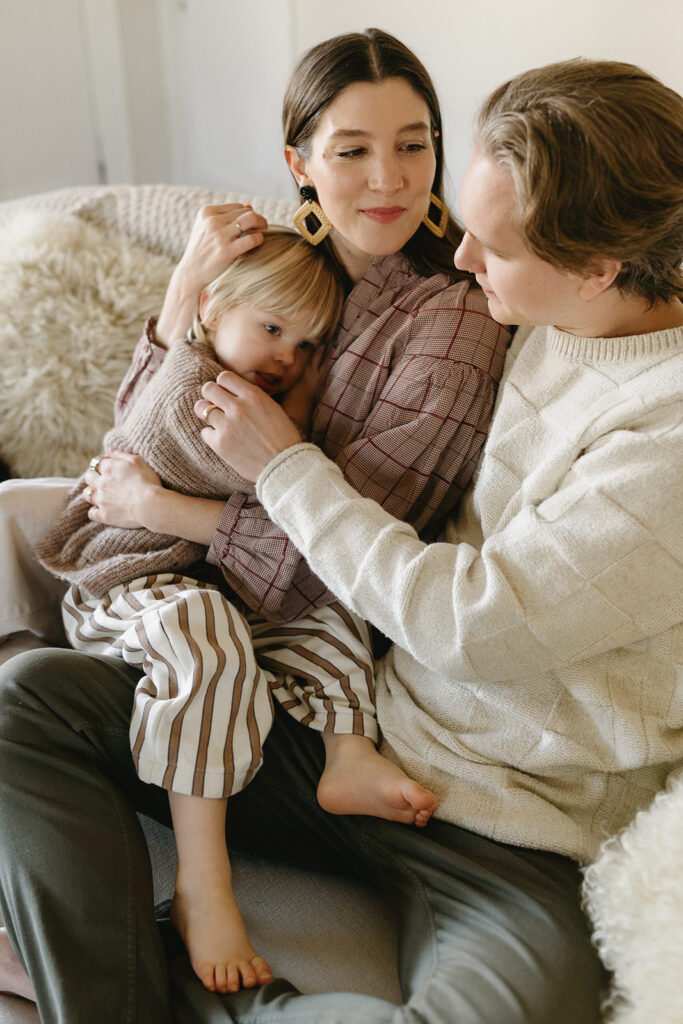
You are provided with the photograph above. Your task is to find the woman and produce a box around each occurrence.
[0,28,510,1021]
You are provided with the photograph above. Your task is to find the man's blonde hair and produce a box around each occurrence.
[475,59,683,305]
[197,227,345,344]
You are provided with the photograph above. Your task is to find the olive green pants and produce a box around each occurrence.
[0,648,606,1023]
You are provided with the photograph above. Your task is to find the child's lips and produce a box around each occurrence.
[253,372,281,392]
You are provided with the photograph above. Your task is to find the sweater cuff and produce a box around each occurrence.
[256,443,333,502]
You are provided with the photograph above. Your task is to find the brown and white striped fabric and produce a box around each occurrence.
[62,573,375,798]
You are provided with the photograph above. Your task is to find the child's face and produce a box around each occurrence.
[208,305,320,395]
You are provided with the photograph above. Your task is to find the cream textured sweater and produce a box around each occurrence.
[257,323,683,862]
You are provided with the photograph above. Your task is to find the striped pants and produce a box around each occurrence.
[62,574,376,799]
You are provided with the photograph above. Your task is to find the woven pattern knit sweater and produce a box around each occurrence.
[35,337,252,597]
[255,323,683,862]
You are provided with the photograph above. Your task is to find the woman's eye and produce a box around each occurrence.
[401,143,427,153]
[264,324,281,336]
[336,147,365,159]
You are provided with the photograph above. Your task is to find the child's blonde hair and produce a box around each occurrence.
[195,227,345,345]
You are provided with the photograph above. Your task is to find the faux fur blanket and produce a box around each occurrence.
[583,767,683,1023]
[0,210,176,478]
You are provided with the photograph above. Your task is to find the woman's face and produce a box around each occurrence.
[287,78,437,280]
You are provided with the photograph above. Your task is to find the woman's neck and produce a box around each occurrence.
[330,230,375,284]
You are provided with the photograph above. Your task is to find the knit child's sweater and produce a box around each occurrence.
[35,337,252,597]
[255,323,683,861]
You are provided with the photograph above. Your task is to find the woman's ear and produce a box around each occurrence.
[284,145,309,189]
[198,289,218,333]
[578,259,622,300]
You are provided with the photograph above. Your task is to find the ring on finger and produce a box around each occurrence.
[89,456,102,474]
[234,220,242,235]
[84,486,94,502]
[201,403,219,424]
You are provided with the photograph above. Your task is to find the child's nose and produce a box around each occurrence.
[275,344,296,366]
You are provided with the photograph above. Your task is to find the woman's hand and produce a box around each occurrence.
[84,450,162,529]
[278,346,325,435]
[196,372,303,482]
[156,203,267,344]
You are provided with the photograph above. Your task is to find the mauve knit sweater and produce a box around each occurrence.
[35,337,252,598]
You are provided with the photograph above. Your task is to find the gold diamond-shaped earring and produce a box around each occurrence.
[422,192,449,238]
[293,186,332,245]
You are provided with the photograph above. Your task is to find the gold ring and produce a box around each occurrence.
[89,456,102,473]
[201,403,218,423]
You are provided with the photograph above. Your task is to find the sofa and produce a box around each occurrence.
[0,183,681,1024]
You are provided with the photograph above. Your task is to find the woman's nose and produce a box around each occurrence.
[368,156,403,195]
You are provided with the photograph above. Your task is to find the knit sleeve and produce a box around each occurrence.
[256,399,683,680]
[206,283,509,622]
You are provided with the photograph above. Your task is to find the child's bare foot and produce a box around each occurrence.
[317,735,438,827]
[0,928,36,1002]
[170,874,273,994]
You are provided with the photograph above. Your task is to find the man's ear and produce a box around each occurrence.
[284,145,309,189]
[578,259,622,300]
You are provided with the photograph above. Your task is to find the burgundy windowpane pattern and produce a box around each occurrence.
[117,254,510,624]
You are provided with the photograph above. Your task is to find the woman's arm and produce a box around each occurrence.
[196,290,509,621]
[84,451,225,546]
[155,204,266,344]
[114,204,268,426]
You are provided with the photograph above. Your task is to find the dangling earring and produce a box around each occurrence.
[422,192,449,238]
[293,185,332,245]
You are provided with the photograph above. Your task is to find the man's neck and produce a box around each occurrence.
[561,296,683,339]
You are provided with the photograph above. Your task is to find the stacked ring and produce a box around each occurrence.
[89,456,102,473]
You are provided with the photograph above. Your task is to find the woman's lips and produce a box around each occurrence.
[361,207,406,224]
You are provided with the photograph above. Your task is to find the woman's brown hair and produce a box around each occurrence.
[475,59,683,305]
[282,28,467,283]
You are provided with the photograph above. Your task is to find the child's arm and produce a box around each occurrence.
[85,450,223,546]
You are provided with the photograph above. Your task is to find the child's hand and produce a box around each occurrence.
[278,347,325,437]
[83,450,162,530]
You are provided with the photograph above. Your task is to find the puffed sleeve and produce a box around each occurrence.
[114,317,168,427]
[207,280,510,622]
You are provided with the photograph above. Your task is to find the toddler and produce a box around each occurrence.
[36,227,437,994]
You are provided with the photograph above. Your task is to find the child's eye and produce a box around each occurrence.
[298,340,316,352]
[264,324,281,336]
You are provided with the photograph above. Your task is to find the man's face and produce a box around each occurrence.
[454,150,587,332]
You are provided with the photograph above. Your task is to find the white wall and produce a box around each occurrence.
[1,0,682,204]
[287,0,683,209]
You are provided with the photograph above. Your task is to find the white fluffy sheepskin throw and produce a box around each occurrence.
[0,210,175,478]
[583,768,683,1023]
